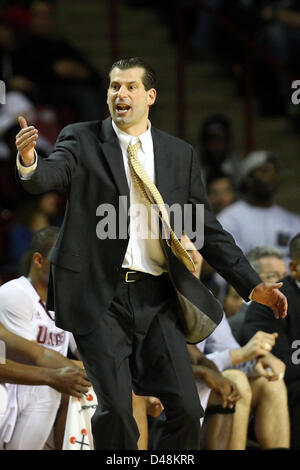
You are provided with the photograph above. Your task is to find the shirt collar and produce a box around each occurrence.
[112,119,152,153]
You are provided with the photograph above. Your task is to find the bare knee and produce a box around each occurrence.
[223,369,252,404]
[252,377,288,403]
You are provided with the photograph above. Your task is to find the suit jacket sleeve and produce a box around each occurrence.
[19,124,79,195]
[188,146,261,301]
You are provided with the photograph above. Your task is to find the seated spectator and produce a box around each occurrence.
[242,233,300,449]
[184,242,289,450]
[197,114,241,185]
[206,171,236,215]
[0,226,82,450]
[191,314,289,450]
[229,246,287,343]
[218,150,300,261]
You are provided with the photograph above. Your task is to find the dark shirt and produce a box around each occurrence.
[242,275,300,384]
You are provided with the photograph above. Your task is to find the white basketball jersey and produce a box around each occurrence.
[0,276,70,355]
[32,296,69,357]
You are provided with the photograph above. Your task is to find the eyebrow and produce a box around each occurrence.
[110,80,139,85]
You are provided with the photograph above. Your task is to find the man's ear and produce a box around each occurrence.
[32,252,43,269]
[147,88,157,107]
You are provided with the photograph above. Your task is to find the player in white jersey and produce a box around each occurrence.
[0,227,79,450]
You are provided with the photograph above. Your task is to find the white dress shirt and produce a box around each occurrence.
[17,120,167,275]
[112,120,166,275]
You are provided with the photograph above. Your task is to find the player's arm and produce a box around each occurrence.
[187,344,219,374]
[16,116,79,194]
[0,321,79,369]
[187,345,240,408]
[0,360,90,397]
[0,323,91,396]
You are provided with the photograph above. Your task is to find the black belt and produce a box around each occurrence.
[120,269,159,283]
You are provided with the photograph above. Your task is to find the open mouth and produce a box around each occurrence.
[115,103,131,115]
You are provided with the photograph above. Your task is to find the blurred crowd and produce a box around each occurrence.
[1,0,300,451]
[0,0,107,278]
[130,0,300,117]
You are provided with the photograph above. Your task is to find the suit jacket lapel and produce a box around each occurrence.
[100,117,130,199]
[151,127,173,203]
[99,120,173,203]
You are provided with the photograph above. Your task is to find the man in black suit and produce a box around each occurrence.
[15,57,287,450]
[242,233,300,449]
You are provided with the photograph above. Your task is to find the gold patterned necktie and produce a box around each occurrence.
[127,141,195,272]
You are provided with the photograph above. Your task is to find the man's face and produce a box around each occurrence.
[205,135,230,163]
[289,258,300,282]
[207,177,234,214]
[107,67,156,134]
[259,256,287,283]
[248,162,279,200]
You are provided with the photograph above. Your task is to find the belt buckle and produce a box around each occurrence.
[125,270,136,283]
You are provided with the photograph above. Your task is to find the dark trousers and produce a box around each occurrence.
[74,273,203,450]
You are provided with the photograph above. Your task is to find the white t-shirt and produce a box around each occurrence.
[218,200,300,259]
[0,276,70,356]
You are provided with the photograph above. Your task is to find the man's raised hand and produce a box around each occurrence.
[15,115,38,166]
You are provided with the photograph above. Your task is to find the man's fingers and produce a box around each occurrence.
[273,297,287,319]
[77,386,90,394]
[266,282,283,290]
[255,361,268,377]
[71,390,84,398]
[18,115,28,129]
[80,378,92,387]
[16,126,36,139]
[256,347,269,357]
[17,135,38,151]
[279,294,288,318]
[260,332,278,340]
[16,129,38,144]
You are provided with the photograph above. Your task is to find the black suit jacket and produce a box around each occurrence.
[20,117,260,335]
[242,275,300,384]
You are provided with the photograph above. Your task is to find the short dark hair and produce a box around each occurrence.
[109,57,156,91]
[290,233,300,261]
[206,169,235,191]
[20,226,59,276]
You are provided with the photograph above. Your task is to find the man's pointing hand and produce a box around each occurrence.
[251,282,288,319]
